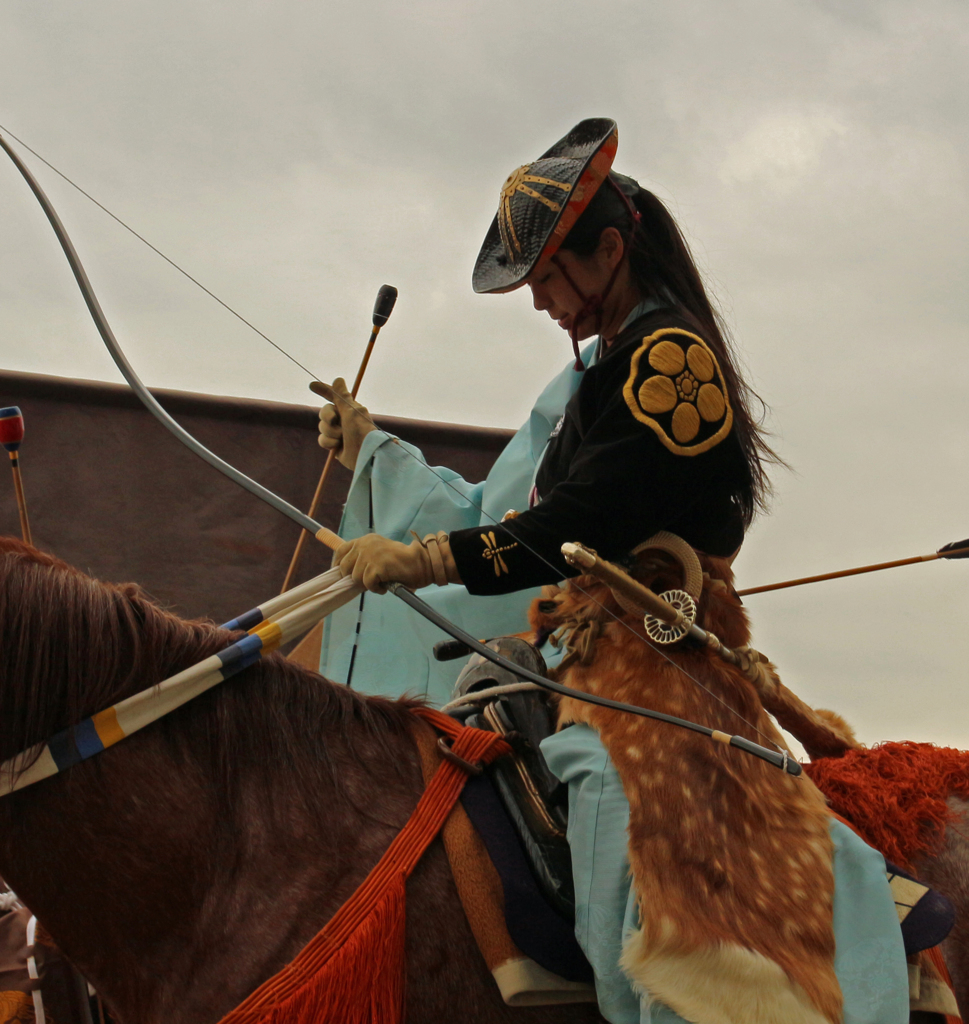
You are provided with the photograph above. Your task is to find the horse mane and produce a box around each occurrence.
[0,537,418,802]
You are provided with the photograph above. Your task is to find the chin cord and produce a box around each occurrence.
[551,179,642,371]
[552,254,624,370]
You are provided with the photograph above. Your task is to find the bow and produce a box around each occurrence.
[0,130,798,776]
[0,132,340,547]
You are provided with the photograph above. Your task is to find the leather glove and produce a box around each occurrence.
[334,532,460,594]
[314,378,375,471]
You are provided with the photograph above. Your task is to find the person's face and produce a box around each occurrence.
[525,228,625,341]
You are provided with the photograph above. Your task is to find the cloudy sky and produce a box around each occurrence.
[1,0,967,750]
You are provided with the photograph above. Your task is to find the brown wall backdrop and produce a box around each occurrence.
[0,370,514,627]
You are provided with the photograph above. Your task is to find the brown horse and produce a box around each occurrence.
[914,797,969,1015]
[0,539,604,1024]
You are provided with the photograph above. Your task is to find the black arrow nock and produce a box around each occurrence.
[372,285,398,327]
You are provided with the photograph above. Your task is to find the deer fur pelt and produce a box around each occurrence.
[530,554,842,1024]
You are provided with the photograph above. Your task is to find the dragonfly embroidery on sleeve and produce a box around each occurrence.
[480,531,518,576]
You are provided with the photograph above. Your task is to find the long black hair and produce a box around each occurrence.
[561,174,780,525]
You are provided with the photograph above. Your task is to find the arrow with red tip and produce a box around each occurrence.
[0,407,32,546]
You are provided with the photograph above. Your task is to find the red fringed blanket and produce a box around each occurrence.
[804,741,969,871]
[216,708,508,1024]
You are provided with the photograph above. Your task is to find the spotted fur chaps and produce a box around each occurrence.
[530,554,841,1024]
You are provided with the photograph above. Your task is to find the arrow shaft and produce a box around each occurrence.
[279,450,341,591]
[8,453,31,546]
[280,324,382,593]
[350,326,380,395]
[736,549,969,597]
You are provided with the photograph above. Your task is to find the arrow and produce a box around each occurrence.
[737,538,969,597]
[280,284,398,593]
[0,406,32,545]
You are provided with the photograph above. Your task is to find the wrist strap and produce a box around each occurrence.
[411,531,450,587]
[423,531,449,587]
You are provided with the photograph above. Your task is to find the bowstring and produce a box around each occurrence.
[1,126,781,752]
[0,122,322,383]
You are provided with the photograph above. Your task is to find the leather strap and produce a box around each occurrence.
[423,531,450,587]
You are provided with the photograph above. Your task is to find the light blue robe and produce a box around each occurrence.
[319,340,910,1022]
[320,338,598,699]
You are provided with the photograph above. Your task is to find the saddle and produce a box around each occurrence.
[447,637,573,920]
[408,711,595,1009]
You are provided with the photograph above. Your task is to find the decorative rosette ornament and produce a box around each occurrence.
[622,328,733,455]
[643,589,697,645]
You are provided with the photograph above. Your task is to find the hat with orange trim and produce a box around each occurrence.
[472,118,619,294]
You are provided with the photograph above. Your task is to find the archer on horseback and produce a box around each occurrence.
[314,120,914,1023]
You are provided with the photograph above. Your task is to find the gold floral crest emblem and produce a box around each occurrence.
[622,328,733,456]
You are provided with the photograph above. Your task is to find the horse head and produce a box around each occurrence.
[0,538,429,1023]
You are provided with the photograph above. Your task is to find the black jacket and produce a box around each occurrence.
[450,308,751,596]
